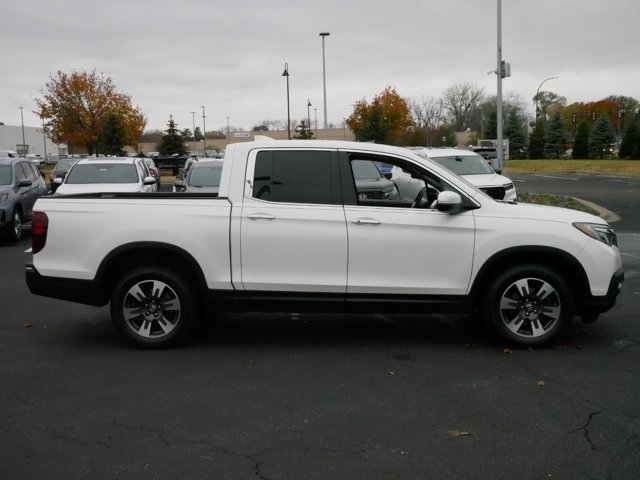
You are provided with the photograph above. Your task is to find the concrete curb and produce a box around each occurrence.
[574,197,621,223]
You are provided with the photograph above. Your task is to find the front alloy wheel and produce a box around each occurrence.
[10,209,23,242]
[499,277,561,339]
[485,265,573,346]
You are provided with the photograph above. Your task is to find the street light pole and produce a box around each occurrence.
[496,0,503,171]
[307,99,312,136]
[313,108,318,138]
[282,63,291,140]
[535,76,559,119]
[226,116,230,145]
[190,111,196,153]
[19,107,26,156]
[201,106,207,153]
[320,32,330,139]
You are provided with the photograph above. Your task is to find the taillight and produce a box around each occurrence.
[32,211,49,254]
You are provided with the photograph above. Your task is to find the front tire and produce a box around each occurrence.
[110,267,197,348]
[9,209,23,242]
[483,264,574,347]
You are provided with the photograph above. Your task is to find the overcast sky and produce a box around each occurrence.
[3,0,639,134]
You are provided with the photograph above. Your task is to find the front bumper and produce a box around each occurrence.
[582,267,624,314]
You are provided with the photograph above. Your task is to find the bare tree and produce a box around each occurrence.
[441,82,485,131]
[408,96,445,146]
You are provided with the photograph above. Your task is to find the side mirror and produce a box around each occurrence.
[436,191,463,212]
[173,180,185,190]
[53,178,63,185]
[383,172,393,180]
[143,176,157,186]
[18,179,33,187]
[494,168,502,175]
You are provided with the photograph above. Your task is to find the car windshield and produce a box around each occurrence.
[54,159,78,171]
[188,164,223,187]
[352,160,382,180]
[0,165,12,185]
[65,163,139,184]
[430,155,494,175]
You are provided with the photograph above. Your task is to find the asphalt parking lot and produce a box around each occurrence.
[1,173,639,480]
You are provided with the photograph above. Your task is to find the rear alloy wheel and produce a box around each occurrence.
[111,267,197,348]
[484,265,573,347]
[9,209,23,242]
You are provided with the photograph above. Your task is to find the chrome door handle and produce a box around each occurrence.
[352,218,380,225]
[248,213,276,220]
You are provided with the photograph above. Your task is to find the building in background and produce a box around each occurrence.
[0,124,67,157]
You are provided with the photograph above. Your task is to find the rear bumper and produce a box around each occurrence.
[25,264,107,306]
[582,267,624,314]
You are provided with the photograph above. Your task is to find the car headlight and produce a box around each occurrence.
[504,183,514,191]
[573,222,617,247]
[0,193,8,204]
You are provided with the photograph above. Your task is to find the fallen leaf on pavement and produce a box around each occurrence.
[23,323,32,328]
[536,380,545,387]
[503,348,513,354]
[447,431,471,437]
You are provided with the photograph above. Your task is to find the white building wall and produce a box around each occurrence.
[0,124,66,157]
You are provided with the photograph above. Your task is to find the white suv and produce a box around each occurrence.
[55,157,158,195]
[408,147,517,202]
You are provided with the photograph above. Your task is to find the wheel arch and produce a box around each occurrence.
[470,246,590,310]
[95,242,209,304]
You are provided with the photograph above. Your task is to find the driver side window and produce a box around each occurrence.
[348,155,444,208]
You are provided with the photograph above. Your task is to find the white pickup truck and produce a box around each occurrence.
[26,140,624,348]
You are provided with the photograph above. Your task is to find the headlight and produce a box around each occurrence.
[573,222,617,247]
[0,193,8,204]
[504,183,514,191]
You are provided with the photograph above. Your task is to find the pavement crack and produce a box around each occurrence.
[569,410,603,451]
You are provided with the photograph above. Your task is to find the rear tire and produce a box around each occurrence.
[483,264,573,347]
[110,267,197,348]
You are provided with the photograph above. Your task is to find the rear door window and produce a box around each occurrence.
[252,150,337,205]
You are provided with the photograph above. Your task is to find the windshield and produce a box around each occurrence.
[65,163,139,184]
[352,160,383,180]
[0,165,12,185]
[430,154,494,175]
[188,164,223,187]
[54,159,78,171]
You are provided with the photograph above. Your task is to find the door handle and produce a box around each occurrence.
[248,213,276,220]
[352,218,380,225]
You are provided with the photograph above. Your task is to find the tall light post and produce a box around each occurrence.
[495,0,503,171]
[190,111,196,153]
[319,32,330,139]
[226,116,230,145]
[282,63,291,139]
[535,76,559,119]
[19,107,26,156]
[307,99,312,135]
[201,106,207,153]
[342,117,346,140]
[313,108,318,138]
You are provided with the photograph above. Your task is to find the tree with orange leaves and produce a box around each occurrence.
[346,86,413,145]
[35,70,146,155]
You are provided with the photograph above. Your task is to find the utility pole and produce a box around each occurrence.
[201,106,207,153]
[190,111,196,153]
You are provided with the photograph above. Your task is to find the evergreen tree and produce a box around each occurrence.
[293,120,314,139]
[180,128,193,141]
[589,115,616,159]
[545,111,569,158]
[194,126,204,141]
[158,116,188,156]
[484,111,497,139]
[619,121,639,159]
[572,122,590,159]
[528,119,546,159]
[504,109,527,159]
[99,112,126,156]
